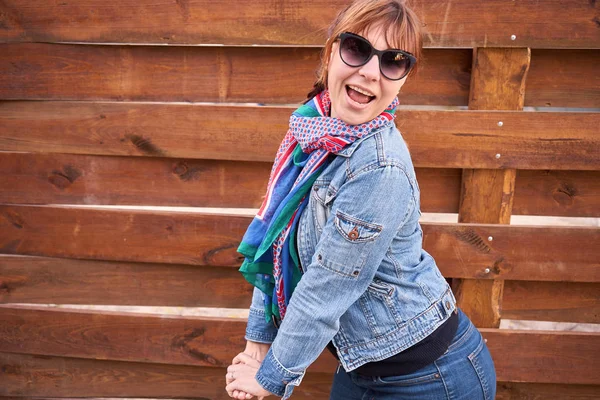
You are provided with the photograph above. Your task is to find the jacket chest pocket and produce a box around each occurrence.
[317,209,383,278]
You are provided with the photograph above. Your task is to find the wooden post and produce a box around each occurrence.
[453,48,531,328]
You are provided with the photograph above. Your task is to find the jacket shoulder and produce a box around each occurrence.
[347,124,413,174]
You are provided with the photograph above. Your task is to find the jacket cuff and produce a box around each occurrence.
[255,347,305,399]
[245,307,278,344]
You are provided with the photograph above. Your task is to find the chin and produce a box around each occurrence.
[335,107,376,126]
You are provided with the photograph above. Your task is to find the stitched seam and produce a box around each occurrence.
[375,131,385,163]
[386,248,402,280]
[435,360,450,399]
[340,288,453,352]
[347,164,417,210]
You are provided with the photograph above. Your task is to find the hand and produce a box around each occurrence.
[226,353,272,399]
[226,341,270,399]
[242,340,270,363]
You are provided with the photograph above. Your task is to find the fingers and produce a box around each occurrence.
[233,352,262,368]
[226,366,255,399]
[232,390,252,399]
[226,369,234,385]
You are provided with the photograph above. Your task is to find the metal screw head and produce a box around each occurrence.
[495,153,501,159]
[511,35,517,41]
[484,268,491,274]
[497,121,503,127]
[488,236,493,241]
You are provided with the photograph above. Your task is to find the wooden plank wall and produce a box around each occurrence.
[0,0,599,398]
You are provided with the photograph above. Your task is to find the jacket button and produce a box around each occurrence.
[445,301,451,310]
[317,254,322,261]
[348,227,359,240]
[313,186,319,191]
[352,270,359,276]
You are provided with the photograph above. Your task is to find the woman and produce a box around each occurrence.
[225,1,497,399]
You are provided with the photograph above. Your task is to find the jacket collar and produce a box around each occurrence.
[334,123,392,158]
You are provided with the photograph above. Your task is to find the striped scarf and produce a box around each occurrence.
[238,90,398,325]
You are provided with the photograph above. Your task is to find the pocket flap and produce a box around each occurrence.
[334,210,382,243]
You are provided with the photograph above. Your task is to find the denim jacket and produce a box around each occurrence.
[244,121,456,399]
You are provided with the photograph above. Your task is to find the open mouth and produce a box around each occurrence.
[346,85,376,105]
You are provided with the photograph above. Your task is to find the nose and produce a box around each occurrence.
[358,55,381,81]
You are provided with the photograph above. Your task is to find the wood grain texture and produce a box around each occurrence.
[525,50,600,109]
[1,206,598,281]
[481,329,600,385]
[513,170,600,218]
[0,0,598,48]
[0,152,271,208]
[456,48,531,328]
[1,101,598,169]
[0,305,338,372]
[459,168,517,224]
[0,152,459,212]
[4,154,600,217]
[0,205,250,267]
[0,43,470,105]
[502,281,600,324]
[0,352,333,398]
[0,306,598,385]
[496,382,600,400]
[453,279,504,328]
[0,353,598,398]
[0,256,253,307]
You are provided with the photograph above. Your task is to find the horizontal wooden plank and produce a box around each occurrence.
[0,352,333,398]
[399,111,599,170]
[502,281,600,324]
[0,306,598,385]
[526,50,600,109]
[513,170,600,218]
[0,152,459,212]
[0,205,250,267]
[427,224,600,283]
[3,151,600,218]
[1,102,598,170]
[0,44,470,105]
[0,354,598,400]
[482,328,600,385]
[0,306,256,369]
[496,382,600,400]
[3,256,599,307]
[1,205,598,281]
[0,255,252,307]
[0,152,271,208]
[0,0,597,48]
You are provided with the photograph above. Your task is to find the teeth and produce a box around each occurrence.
[348,85,375,97]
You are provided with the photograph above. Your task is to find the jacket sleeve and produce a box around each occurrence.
[245,286,278,344]
[254,164,416,399]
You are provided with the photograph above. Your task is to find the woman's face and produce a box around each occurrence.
[327,24,408,125]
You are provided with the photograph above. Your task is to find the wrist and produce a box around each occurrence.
[245,340,270,362]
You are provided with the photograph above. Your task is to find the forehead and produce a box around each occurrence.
[359,24,394,50]
[348,18,412,53]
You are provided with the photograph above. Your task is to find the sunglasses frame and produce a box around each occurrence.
[337,32,417,81]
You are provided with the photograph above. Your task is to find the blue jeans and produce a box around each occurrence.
[329,309,496,400]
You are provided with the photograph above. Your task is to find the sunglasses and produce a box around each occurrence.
[337,32,416,81]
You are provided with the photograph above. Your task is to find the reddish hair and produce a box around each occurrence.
[307,0,423,99]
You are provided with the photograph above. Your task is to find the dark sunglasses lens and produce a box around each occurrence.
[340,36,372,66]
[381,51,411,80]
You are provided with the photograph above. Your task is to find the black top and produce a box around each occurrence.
[326,310,458,377]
